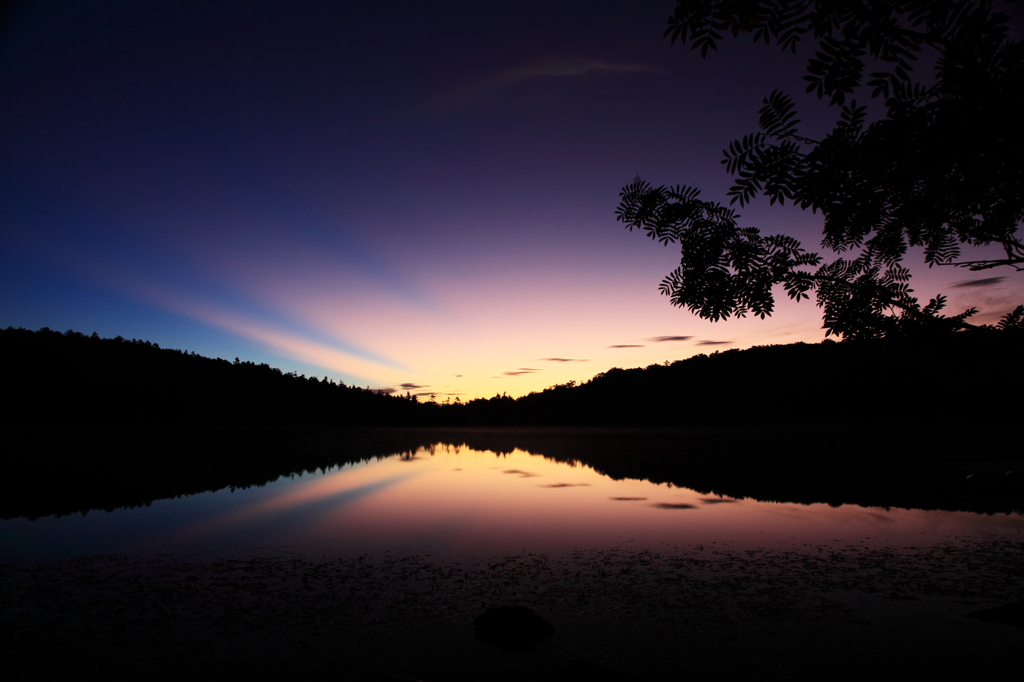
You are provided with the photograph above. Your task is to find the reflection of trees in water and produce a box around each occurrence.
[421,429,1024,516]
[4,425,1021,520]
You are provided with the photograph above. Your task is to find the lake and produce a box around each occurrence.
[3,434,1023,681]
[4,441,1022,561]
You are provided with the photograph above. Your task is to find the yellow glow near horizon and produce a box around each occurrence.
[99,234,1024,400]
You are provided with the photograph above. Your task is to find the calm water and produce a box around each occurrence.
[3,443,1022,560]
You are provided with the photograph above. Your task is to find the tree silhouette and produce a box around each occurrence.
[617,0,1023,339]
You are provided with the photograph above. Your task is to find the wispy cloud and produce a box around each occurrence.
[539,357,588,362]
[72,265,413,383]
[136,288,414,382]
[608,344,644,348]
[399,382,428,390]
[950,287,1022,325]
[497,58,652,83]
[697,340,731,346]
[951,277,1006,288]
[646,336,692,342]
[503,367,542,375]
[426,58,659,115]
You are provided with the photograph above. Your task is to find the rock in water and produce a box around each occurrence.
[473,605,556,653]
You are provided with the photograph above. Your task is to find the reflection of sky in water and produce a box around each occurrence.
[3,445,1022,560]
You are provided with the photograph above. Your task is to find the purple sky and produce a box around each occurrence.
[2,1,1021,398]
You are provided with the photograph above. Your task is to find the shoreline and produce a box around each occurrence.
[4,534,1022,680]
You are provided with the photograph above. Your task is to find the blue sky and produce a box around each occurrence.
[3,0,1021,397]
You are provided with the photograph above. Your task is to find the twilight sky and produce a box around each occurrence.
[3,0,1022,399]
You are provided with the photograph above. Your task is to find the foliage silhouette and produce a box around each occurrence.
[618,0,1024,339]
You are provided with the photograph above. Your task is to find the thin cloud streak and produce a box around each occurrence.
[426,58,659,115]
[951,277,1006,288]
[72,255,415,382]
[646,336,692,342]
[498,58,654,83]
[138,286,413,382]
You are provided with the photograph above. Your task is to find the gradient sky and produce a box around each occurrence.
[3,1,1022,399]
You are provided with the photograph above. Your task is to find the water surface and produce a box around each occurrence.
[3,443,1021,560]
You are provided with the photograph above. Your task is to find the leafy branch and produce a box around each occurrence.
[628,2,1023,338]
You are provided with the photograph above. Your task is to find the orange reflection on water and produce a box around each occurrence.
[158,443,1024,560]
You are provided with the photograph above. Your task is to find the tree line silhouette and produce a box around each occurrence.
[450,326,1019,426]
[4,323,1019,431]
[4,326,424,429]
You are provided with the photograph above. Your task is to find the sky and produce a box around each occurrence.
[2,0,1022,400]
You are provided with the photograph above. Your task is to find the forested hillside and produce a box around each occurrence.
[4,325,1018,430]
[3,327,421,430]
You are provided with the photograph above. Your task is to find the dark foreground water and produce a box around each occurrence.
[3,438,1023,681]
